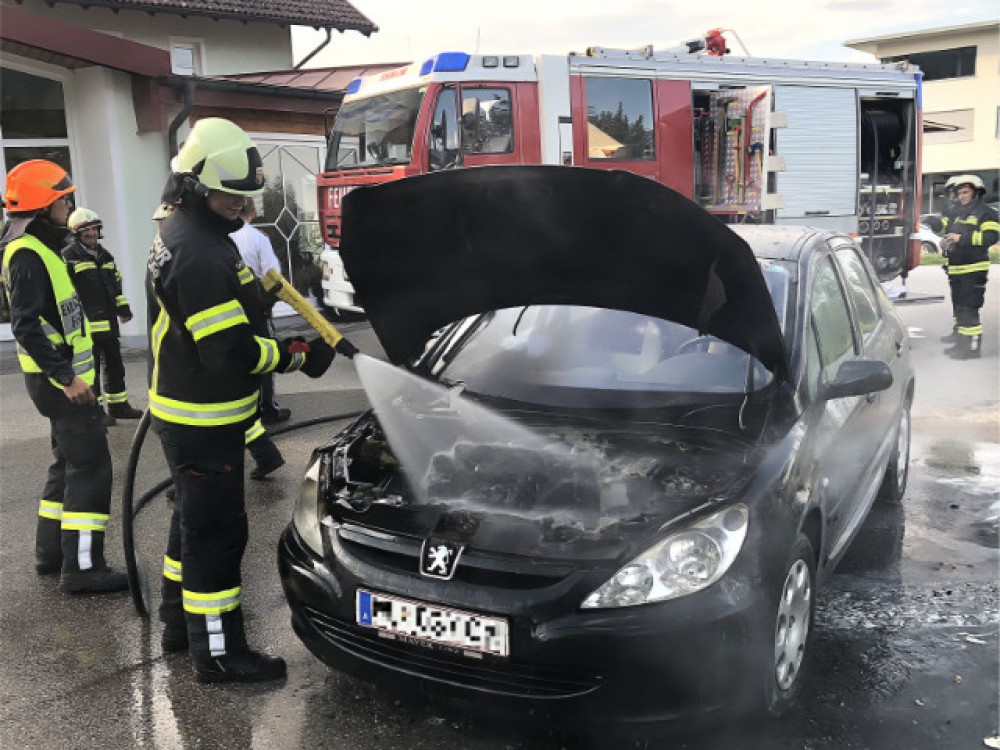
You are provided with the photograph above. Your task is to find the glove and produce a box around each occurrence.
[300,337,335,378]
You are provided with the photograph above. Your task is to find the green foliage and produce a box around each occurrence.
[920,246,1000,266]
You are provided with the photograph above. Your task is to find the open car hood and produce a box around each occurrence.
[340,166,789,381]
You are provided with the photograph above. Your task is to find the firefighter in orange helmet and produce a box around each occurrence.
[1,160,128,592]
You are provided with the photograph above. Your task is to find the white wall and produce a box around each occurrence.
[68,66,171,339]
[14,0,294,74]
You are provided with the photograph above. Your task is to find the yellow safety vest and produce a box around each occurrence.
[2,234,95,388]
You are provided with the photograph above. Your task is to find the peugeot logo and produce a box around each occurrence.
[420,538,464,580]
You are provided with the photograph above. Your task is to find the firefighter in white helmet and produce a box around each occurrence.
[63,207,143,424]
[146,118,344,682]
[940,174,997,359]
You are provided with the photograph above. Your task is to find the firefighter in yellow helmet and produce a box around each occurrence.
[940,175,997,359]
[63,207,143,424]
[1,160,129,593]
[147,118,351,683]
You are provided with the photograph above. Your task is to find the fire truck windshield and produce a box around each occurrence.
[327,87,426,170]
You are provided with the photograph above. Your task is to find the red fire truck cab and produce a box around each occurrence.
[318,44,922,313]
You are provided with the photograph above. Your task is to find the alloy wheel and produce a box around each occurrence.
[773,559,812,692]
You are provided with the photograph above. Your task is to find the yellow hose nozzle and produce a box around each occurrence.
[261,269,345,349]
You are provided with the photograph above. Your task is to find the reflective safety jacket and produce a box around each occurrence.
[146,199,303,428]
[2,232,95,389]
[943,198,999,275]
[63,240,131,337]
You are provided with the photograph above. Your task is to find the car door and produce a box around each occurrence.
[805,252,884,565]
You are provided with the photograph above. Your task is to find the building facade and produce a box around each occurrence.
[1,0,377,340]
[846,21,1000,215]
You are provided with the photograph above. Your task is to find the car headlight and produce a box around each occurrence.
[581,504,748,609]
[293,457,324,555]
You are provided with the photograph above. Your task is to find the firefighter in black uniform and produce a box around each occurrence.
[1,159,128,593]
[938,175,962,343]
[63,207,143,424]
[941,175,998,359]
[147,118,356,683]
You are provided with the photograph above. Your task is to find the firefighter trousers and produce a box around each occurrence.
[949,271,988,338]
[92,334,129,406]
[36,406,114,572]
[155,421,249,657]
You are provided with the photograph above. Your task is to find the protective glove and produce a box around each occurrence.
[300,337,335,378]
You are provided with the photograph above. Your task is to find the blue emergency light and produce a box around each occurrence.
[345,77,362,94]
[420,52,471,76]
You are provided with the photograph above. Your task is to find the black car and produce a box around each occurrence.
[278,166,913,725]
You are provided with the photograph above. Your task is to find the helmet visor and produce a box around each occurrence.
[217,147,265,195]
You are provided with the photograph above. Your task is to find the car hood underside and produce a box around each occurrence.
[340,165,789,382]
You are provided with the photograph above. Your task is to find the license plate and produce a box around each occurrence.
[356,589,509,658]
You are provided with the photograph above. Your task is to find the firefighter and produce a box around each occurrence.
[147,118,354,683]
[941,175,998,359]
[63,207,144,424]
[938,175,962,343]
[1,160,129,593]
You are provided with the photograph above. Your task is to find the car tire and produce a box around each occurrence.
[761,535,816,717]
[922,241,938,254]
[877,402,911,504]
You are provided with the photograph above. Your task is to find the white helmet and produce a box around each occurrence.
[68,207,103,235]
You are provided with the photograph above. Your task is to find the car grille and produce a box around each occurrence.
[302,605,602,699]
[338,532,571,590]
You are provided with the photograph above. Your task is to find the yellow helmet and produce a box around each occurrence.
[173,118,265,196]
[68,207,102,234]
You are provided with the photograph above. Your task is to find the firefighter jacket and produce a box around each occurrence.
[2,217,96,409]
[62,239,132,338]
[944,198,999,276]
[146,198,305,428]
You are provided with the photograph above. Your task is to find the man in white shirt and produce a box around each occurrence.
[230,198,290,425]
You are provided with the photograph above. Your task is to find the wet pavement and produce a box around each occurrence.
[0,267,997,749]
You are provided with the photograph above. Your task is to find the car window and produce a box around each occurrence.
[428,88,460,171]
[834,246,881,339]
[810,256,856,382]
[435,305,773,406]
[460,88,513,155]
[584,77,655,161]
[802,319,823,403]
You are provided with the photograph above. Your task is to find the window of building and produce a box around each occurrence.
[584,77,655,161]
[882,46,976,81]
[0,66,73,183]
[170,39,204,76]
[923,109,974,144]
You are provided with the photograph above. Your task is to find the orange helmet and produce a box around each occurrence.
[3,160,76,213]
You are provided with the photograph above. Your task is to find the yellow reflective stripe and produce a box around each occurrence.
[62,511,109,531]
[971,231,982,246]
[72,349,95,377]
[250,336,279,374]
[163,556,182,582]
[948,261,991,275]
[105,390,128,404]
[39,319,62,344]
[182,587,241,615]
[245,419,265,444]
[104,262,117,271]
[958,325,983,336]
[283,351,305,373]
[981,220,999,233]
[151,307,169,395]
[149,390,259,426]
[89,320,112,333]
[74,261,98,272]
[238,266,255,285]
[115,295,128,307]
[185,300,248,341]
[39,499,63,520]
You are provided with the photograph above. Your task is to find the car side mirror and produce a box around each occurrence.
[822,359,893,400]
[921,214,943,234]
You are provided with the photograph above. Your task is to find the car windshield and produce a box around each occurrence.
[327,87,425,169]
[432,263,791,407]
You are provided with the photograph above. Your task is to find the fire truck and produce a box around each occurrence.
[318,31,922,313]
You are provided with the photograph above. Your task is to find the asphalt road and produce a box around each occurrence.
[0,267,996,749]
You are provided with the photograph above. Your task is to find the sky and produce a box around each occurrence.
[292,0,997,69]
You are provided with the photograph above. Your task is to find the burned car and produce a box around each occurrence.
[278,166,913,724]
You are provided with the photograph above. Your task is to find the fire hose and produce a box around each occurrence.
[122,271,363,617]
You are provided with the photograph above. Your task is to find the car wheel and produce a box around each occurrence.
[761,536,816,717]
[922,241,938,254]
[877,402,911,504]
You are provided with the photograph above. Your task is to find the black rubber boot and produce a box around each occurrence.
[162,626,190,654]
[261,406,291,425]
[59,566,129,594]
[948,335,982,360]
[939,328,959,343]
[109,402,144,420]
[248,437,285,480]
[194,649,287,684]
[101,410,117,428]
